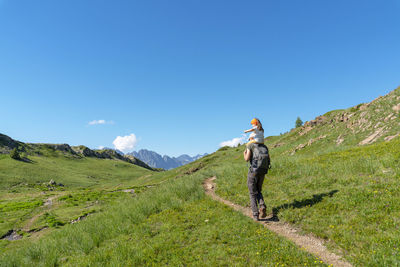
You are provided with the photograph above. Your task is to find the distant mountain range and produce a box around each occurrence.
[127,149,207,170]
[0,133,207,171]
[0,134,154,171]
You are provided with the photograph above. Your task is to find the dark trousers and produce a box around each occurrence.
[247,171,266,216]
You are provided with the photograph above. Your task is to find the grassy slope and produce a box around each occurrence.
[215,139,400,266]
[213,88,400,265]
[0,151,159,242]
[0,162,326,267]
[1,87,399,266]
[0,154,151,189]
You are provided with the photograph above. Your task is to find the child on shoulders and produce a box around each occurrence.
[244,118,264,146]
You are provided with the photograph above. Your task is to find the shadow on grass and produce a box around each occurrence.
[20,157,34,163]
[264,190,339,222]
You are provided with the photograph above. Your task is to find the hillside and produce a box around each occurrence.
[0,134,153,171]
[0,136,161,247]
[268,87,400,156]
[1,87,400,266]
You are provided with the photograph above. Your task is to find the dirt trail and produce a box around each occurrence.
[22,195,59,232]
[203,177,352,267]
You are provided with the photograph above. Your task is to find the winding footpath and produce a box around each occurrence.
[203,176,352,267]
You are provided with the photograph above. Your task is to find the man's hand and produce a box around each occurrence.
[243,148,251,162]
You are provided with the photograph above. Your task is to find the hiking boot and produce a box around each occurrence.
[252,214,259,221]
[259,206,267,219]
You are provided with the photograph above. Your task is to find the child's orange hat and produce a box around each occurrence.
[251,118,258,125]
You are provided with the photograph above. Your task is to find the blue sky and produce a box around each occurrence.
[1,0,400,157]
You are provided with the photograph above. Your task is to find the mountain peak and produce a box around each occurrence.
[127,149,207,170]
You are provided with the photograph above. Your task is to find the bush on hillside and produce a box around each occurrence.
[295,117,303,128]
[218,146,230,151]
[10,148,21,160]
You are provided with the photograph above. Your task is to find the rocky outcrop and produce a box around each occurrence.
[299,126,313,136]
[384,134,399,142]
[0,134,22,153]
[71,145,97,157]
[359,128,386,145]
[28,143,77,155]
[392,103,400,112]
[291,135,327,155]
[336,135,344,145]
[359,103,369,111]
[298,116,328,136]
[384,113,395,122]
[334,113,351,123]
[304,116,327,127]
[52,144,76,154]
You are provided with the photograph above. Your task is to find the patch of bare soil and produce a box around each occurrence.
[203,177,352,267]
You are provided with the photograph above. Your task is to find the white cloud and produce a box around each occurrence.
[219,135,246,147]
[98,146,105,149]
[88,119,114,125]
[112,134,138,152]
[88,119,106,125]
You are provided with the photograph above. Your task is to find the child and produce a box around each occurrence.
[244,118,264,145]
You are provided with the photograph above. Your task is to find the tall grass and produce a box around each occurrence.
[0,170,325,266]
[0,174,203,266]
[213,138,400,266]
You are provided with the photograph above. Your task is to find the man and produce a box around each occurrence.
[243,142,270,221]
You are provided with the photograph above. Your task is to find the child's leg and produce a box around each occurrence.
[247,140,257,145]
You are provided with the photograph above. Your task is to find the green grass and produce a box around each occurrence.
[1,87,400,265]
[0,154,152,190]
[212,138,400,266]
[2,138,399,265]
[0,200,43,213]
[0,171,326,267]
[0,152,160,240]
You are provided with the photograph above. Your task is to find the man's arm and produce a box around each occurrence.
[243,148,251,162]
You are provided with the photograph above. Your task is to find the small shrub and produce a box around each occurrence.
[10,148,21,160]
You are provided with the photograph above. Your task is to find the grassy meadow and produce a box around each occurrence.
[1,88,400,266]
[0,157,326,266]
[1,134,400,265]
[0,150,160,246]
[214,139,400,266]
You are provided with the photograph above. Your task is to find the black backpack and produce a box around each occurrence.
[250,144,271,174]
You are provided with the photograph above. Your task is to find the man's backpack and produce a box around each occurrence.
[250,144,271,174]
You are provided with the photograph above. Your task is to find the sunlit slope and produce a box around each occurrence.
[1,87,399,266]
[1,133,398,265]
[212,87,400,266]
[267,86,400,157]
[0,155,327,267]
[0,138,158,245]
[0,153,152,190]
